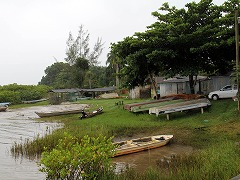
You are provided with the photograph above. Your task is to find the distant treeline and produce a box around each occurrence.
[0,84,51,104]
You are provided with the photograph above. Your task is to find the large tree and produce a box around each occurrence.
[65,25,104,66]
[39,62,75,88]
[111,0,237,94]
[65,25,104,87]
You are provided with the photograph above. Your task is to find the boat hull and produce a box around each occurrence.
[114,135,173,157]
[35,109,82,118]
[0,106,7,112]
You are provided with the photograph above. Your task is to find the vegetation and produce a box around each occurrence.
[39,133,116,179]
[109,0,238,93]
[0,84,51,104]
[10,97,240,179]
[39,25,115,89]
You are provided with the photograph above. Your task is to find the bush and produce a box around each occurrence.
[39,133,116,179]
[0,84,51,103]
[0,90,21,104]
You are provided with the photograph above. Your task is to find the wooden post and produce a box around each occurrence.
[201,108,204,114]
[235,9,240,111]
[166,114,170,120]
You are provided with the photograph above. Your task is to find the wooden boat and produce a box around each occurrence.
[113,135,173,157]
[80,107,103,119]
[0,106,8,112]
[35,109,83,118]
[22,98,48,104]
[149,98,211,120]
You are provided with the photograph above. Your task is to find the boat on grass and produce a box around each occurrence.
[113,135,173,157]
[80,107,103,119]
[0,106,8,112]
[0,102,11,106]
[35,109,83,118]
[22,98,48,104]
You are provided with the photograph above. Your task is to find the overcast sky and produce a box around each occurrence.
[0,0,225,85]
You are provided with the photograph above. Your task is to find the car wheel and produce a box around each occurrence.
[212,94,219,100]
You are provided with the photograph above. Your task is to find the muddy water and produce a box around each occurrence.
[0,106,63,180]
[113,143,193,173]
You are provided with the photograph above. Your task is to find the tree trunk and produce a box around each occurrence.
[189,75,195,94]
[115,63,120,94]
[149,74,158,99]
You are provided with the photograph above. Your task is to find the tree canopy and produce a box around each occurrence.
[40,25,116,89]
[110,0,238,93]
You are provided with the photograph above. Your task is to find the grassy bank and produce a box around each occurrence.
[11,98,240,179]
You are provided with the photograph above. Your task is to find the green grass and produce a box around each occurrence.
[10,98,240,179]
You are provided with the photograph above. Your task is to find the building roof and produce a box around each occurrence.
[158,76,208,84]
[50,86,116,93]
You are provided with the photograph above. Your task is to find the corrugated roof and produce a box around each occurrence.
[158,76,208,84]
[50,86,116,93]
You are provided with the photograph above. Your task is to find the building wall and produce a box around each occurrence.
[129,86,151,99]
[158,76,231,96]
[159,82,188,97]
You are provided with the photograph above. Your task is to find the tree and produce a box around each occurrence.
[111,0,237,94]
[65,25,104,66]
[39,62,74,88]
[148,0,228,93]
[106,44,124,92]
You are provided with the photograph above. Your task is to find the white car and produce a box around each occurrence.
[208,85,238,100]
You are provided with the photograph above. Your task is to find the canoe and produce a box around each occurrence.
[35,109,83,118]
[80,107,103,119]
[0,102,11,106]
[0,106,8,112]
[22,98,48,104]
[123,97,174,111]
[114,135,173,157]
[149,98,211,120]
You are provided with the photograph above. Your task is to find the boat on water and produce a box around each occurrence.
[80,107,103,119]
[35,109,83,118]
[0,106,8,112]
[113,135,173,157]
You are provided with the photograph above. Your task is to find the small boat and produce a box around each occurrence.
[0,102,11,106]
[0,106,8,112]
[35,109,83,118]
[113,135,173,157]
[80,107,103,119]
[22,98,48,104]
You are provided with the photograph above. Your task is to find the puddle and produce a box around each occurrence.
[112,143,193,173]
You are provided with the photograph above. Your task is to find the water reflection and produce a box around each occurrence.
[0,107,60,180]
[113,144,193,173]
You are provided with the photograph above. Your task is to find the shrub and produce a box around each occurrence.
[39,133,116,179]
[0,84,51,103]
[0,90,21,104]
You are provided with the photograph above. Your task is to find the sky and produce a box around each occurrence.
[0,0,226,85]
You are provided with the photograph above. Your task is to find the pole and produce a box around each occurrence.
[235,9,240,111]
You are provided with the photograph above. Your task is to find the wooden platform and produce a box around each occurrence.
[149,98,211,120]
[124,97,174,112]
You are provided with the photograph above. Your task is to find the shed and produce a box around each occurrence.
[128,85,151,99]
[157,75,231,97]
[49,86,116,104]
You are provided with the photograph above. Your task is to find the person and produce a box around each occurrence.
[80,109,88,119]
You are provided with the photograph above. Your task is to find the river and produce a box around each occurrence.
[0,106,63,180]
